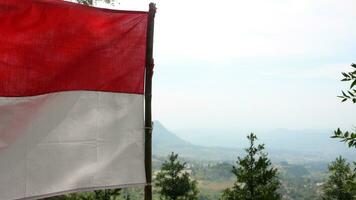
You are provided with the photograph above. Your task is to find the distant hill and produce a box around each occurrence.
[152,121,356,163]
[153,121,191,148]
[153,121,241,161]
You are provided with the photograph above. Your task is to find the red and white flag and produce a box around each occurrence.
[0,0,149,199]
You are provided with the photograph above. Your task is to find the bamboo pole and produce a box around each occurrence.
[144,3,156,200]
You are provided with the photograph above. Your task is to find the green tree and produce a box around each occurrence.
[221,133,281,200]
[321,156,356,200]
[155,152,199,200]
[332,63,356,148]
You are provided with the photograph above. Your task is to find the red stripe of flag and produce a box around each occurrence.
[0,0,148,97]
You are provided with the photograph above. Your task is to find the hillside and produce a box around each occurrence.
[153,121,241,161]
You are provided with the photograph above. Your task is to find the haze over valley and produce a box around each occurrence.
[153,121,355,163]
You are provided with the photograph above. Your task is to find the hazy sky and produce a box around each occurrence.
[95,0,356,130]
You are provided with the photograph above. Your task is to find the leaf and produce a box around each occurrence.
[344,132,349,138]
[334,129,342,136]
[348,142,353,147]
[342,98,348,102]
[342,72,349,77]
[350,79,356,89]
[342,91,350,98]
[348,91,354,96]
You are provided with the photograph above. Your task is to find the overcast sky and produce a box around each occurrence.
[95,0,356,131]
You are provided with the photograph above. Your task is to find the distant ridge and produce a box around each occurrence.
[152,121,240,161]
[153,121,192,148]
[151,121,356,162]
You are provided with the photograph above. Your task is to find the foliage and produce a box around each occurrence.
[155,152,199,200]
[92,189,121,200]
[321,156,356,200]
[221,133,281,200]
[332,128,356,148]
[337,63,356,103]
[332,63,356,148]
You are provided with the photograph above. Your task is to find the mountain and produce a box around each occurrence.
[153,121,191,148]
[152,121,356,162]
[153,121,240,161]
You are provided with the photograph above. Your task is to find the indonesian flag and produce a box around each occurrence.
[0,0,149,199]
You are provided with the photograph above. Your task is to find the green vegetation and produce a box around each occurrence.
[332,128,356,149]
[337,63,356,104]
[221,133,281,200]
[155,152,199,200]
[332,63,356,148]
[321,63,356,200]
[321,157,356,200]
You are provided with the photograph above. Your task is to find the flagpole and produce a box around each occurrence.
[144,3,156,200]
